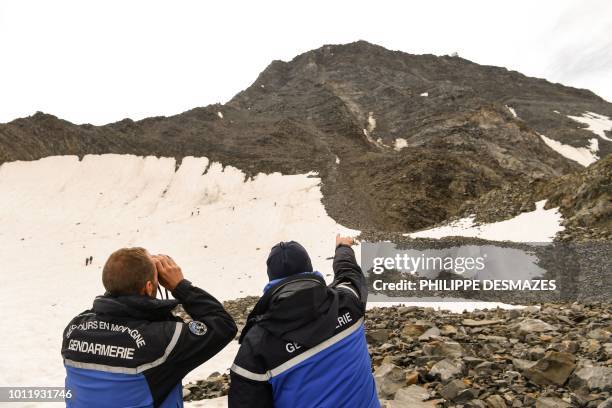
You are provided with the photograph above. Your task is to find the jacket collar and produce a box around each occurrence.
[92,294,179,321]
[240,273,339,347]
[263,271,324,293]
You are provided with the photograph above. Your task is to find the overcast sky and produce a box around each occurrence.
[0,0,610,125]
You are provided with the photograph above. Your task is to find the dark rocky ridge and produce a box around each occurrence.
[1,40,610,235]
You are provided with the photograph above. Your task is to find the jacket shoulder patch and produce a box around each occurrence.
[188,320,208,336]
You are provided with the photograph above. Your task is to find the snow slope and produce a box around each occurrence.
[0,154,358,389]
[406,200,564,242]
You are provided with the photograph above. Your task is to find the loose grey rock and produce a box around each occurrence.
[418,327,441,341]
[462,318,503,327]
[440,325,458,336]
[429,359,465,382]
[512,358,537,372]
[394,385,437,407]
[597,397,612,408]
[535,397,571,408]
[570,366,612,391]
[455,388,480,403]
[367,329,392,344]
[485,394,507,408]
[423,341,465,358]
[524,351,576,386]
[374,363,406,399]
[513,319,556,335]
[401,323,431,339]
[466,400,488,408]
[587,328,611,341]
[439,379,468,400]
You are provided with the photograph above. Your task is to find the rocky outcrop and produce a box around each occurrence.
[459,155,612,241]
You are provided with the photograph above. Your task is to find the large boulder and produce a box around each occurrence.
[569,366,612,392]
[524,351,576,386]
[374,363,406,399]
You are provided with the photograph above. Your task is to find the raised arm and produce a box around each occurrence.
[330,235,368,306]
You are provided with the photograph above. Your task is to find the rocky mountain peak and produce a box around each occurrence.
[1,41,610,238]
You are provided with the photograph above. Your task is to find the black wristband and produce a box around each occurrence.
[171,279,191,299]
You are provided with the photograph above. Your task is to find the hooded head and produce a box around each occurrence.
[266,241,313,281]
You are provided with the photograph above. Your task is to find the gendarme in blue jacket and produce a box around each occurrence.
[61,280,237,407]
[228,245,380,408]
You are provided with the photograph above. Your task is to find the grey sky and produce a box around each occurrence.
[0,0,610,125]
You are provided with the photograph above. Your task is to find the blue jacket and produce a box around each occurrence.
[61,280,237,407]
[229,245,380,408]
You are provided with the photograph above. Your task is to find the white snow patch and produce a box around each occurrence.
[553,110,561,114]
[590,138,600,153]
[406,200,563,242]
[567,111,612,141]
[217,111,223,119]
[184,341,240,383]
[0,154,359,388]
[540,134,598,167]
[367,112,376,133]
[363,128,379,147]
[335,155,340,164]
[367,298,528,313]
[420,92,428,97]
[394,138,408,151]
[362,114,386,149]
[505,105,518,118]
